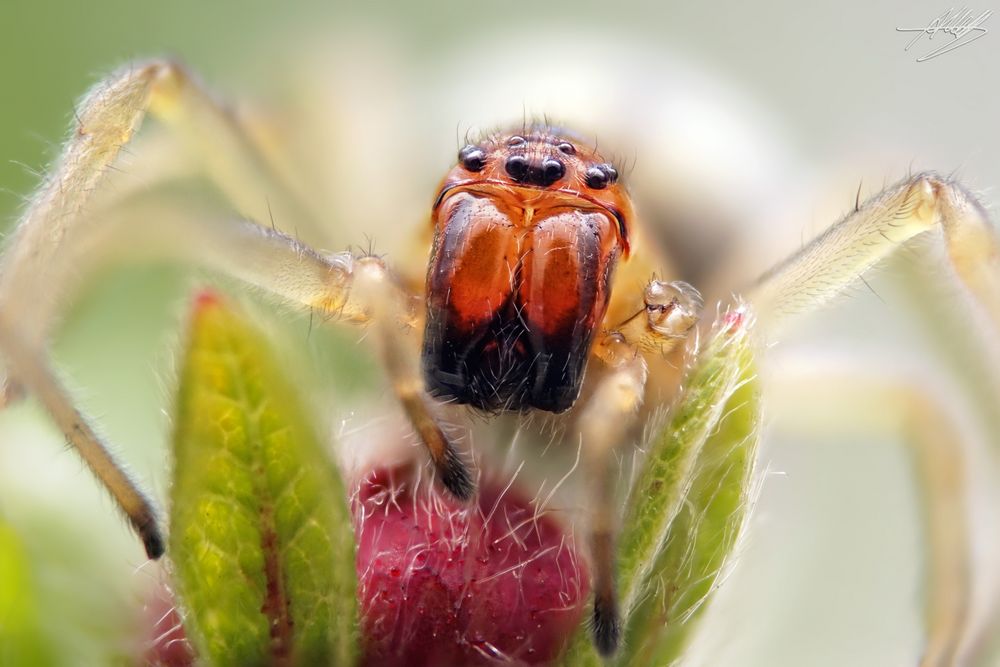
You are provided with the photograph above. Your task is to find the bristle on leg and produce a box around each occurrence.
[438,440,475,501]
[592,589,621,656]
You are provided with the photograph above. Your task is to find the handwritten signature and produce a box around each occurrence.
[897,7,992,61]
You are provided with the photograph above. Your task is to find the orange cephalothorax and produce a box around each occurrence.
[422,127,630,413]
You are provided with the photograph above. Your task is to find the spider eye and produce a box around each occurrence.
[557,142,576,156]
[585,164,619,190]
[458,145,486,172]
[585,166,609,189]
[541,158,565,185]
[507,135,526,147]
[505,154,529,181]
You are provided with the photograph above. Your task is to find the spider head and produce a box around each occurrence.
[422,126,632,414]
[438,127,633,254]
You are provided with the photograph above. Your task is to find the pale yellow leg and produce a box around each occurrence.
[769,362,976,667]
[749,173,1000,335]
[579,336,648,656]
[2,60,325,343]
[352,256,473,499]
[746,172,998,664]
[0,317,164,557]
[0,62,451,558]
[145,63,324,236]
[581,276,704,655]
[0,62,186,558]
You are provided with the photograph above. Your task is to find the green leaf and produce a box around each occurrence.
[0,518,56,667]
[169,292,358,666]
[620,333,759,666]
[560,307,759,667]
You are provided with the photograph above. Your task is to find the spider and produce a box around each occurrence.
[0,59,997,663]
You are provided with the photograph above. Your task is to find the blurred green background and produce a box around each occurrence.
[1,1,998,665]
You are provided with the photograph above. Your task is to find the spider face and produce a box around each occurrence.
[422,128,633,412]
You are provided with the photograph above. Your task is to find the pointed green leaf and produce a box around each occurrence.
[169,293,358,666]
[620,332,759,666]
[616,308,757,623]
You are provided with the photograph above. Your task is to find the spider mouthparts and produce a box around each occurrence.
[592,591,622,656]
[438,445,476,502]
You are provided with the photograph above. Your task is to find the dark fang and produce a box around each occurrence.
[592,591,621,656]
[458,145,486,172]
[439,444,476,501]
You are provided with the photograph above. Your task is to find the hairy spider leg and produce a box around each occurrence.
[0,61,466,558]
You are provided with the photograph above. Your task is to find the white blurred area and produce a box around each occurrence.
[1,2,999,665]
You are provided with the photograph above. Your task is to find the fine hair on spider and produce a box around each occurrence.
[1,59,998,661]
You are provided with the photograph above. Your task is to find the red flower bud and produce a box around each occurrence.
[355,465,588,666]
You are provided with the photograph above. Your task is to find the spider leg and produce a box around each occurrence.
[579,336,647,656]
[351,256,474,500]
[581,278,704,655]
[745,172,998,662]
[0,62,192,559]
[0,318,164,558]
[96,216,477,499]
[749,172,1000,335]
[0,62,467,558]
[2,60,323,349]
[138,223,476,498]
[769,359,977,667]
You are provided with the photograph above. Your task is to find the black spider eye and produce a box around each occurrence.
[507,135,526,147]
[505,154,529,181]
[458,145,486,172]
[585,166,609,189]
[541,158,565,185]
[557,142,576,156]
[585,163,618,189]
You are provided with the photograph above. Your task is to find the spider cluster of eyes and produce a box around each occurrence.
[457,134,620,190]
